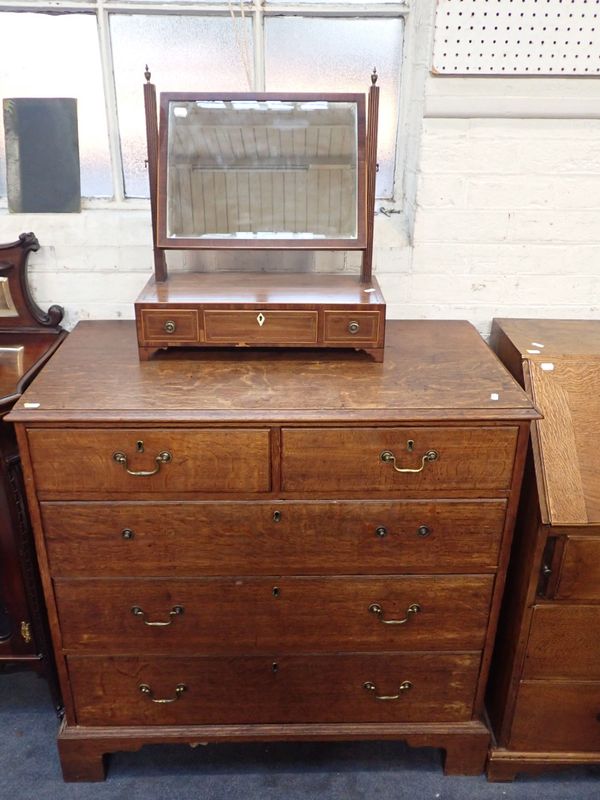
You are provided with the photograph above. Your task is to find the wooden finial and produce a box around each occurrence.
[371,67,378,85]
[144,64,151,82]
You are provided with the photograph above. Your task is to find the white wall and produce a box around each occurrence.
[1,11,599,336]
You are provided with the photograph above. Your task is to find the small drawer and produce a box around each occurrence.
[42,499,507,578]
[204,310,318,344]
[510,680,600,752]
[523,605,600,680]
[68,652,480,726]
[323,311,382,344]
[27,428,271,496]
[54,575,493,654]
[554,536,600,601]
[281,427,518,493]
[140,309,199,343]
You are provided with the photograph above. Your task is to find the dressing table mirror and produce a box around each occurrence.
[135,69,385,360]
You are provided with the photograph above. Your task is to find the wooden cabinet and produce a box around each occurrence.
[8,319,537,781]
[0,232,66,709]
[487,318,600,781]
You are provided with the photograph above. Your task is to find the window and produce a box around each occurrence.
[0,0,408,202]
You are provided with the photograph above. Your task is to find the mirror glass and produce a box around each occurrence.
[164,98,359,241]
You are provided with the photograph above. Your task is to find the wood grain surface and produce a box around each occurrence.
[7,320,536,424]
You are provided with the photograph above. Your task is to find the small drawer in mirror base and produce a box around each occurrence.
[139,309,200,344]
[324,311,382,344]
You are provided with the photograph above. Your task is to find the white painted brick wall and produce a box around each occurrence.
[1,100,599,337]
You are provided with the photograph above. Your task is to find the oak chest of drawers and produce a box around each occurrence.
[8,319,537,781]
[487,319,600,781]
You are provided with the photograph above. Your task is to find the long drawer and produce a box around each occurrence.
[68,652,480,726]
[523,605,600,680]
[41,500,507,577]
[54,575,493,654]
[281,427,518,492]
[510,680,600,751]
[27,428,271,495]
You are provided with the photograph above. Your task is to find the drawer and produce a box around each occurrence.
[510,680,600,752]
[204,310,318,344]
[281,427,518,493]
[523,605,600,680]
[554,536,600,600]
[54,575,493,654]
[140,309,200,343]
[323,311,382,345]
[68,652,480,726]
[42,500,507,577]
[27,428,270,495]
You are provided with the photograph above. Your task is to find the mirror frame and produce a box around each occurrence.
[156,92,367,250]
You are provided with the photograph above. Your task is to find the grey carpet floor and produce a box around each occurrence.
[1,671,598,800]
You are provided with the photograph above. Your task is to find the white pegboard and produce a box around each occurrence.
[433,0,600,75]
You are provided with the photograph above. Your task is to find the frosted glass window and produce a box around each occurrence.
[111,15,254,198]
[265,17,403,199]
[0,13,112,198]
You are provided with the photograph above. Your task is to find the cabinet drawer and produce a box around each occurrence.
[204,311,318,344]
[69,652,480,726]
[323,311,381,345]
[281,427,518,493]
[523,605,600,680]
[27,429,270,495]
[140,309,200,343]
[55,575,493,654]
[510,681,600,752]
[42,500,507,578]
[555,536,600,600]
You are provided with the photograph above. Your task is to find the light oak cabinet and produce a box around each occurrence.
[8,319,536,781]
[488,319,600,781]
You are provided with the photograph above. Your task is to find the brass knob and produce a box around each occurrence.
[164,320,176,334]
[417,525,430,537]
[121,528,135,540]
[375,526,388,538]
[348,321,360,335]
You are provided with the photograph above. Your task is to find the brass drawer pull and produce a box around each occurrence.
[131,604,184,626]
[369,602,421,625]
[113,450,172,477]
[138,683,187,704]
[380,449,438,474]
[164,320,176,334]
[363,680,412,700]
[348,321,360,335]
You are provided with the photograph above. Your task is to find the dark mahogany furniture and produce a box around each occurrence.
[8,319,536,781]
[134,70,386,361]
[487,319,600,781]
[0,232,66,708]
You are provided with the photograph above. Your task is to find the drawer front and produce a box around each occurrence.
[555,536,600,600]
[204,311,318,344]
[55,575,493,654]
[27,429,271,495]
[523,605,600,680]
[69,652,480,726]
[510,681,600,752]
[42,500,506,578]
[323,311,381,345]
[140,309,200,343]
[281,427,518,493]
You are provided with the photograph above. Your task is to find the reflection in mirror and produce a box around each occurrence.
[166,99,358,241]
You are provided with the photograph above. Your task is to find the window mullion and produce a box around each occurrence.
[96,1,125,201]
[253,0,265,90]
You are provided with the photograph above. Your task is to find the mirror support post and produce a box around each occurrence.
[362,68,380,283]
[144,67,168,283]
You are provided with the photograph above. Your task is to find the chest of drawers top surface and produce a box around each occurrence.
[8,320,535,425]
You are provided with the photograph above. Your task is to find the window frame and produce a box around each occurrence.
[0,0,413,206]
